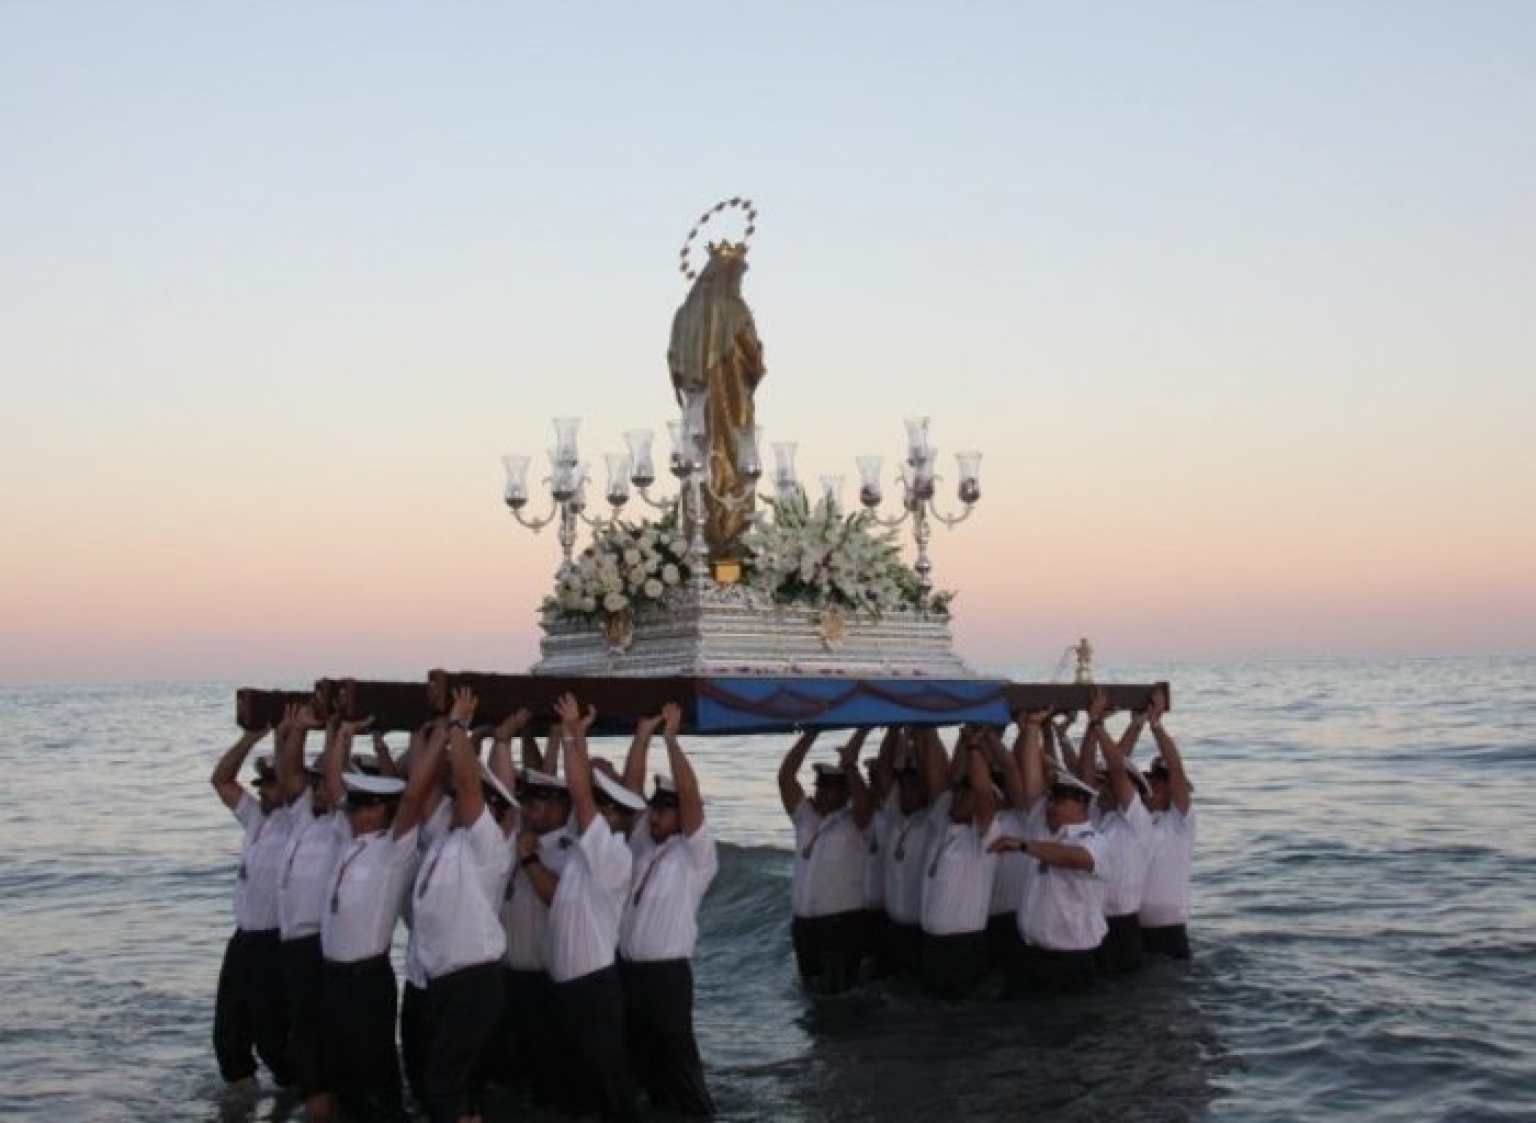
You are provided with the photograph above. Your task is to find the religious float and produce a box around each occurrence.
[236,200,1164,732]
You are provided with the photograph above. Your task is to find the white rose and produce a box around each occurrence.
[604,591,627,613]
[662,564,680,585]
[644,578,663,598]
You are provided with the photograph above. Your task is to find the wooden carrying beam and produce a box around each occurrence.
[235,677,1173,736]
[1003,682,1170,716]
[427,671,700,736]
[235,688,322,732]
[336,679,436,733]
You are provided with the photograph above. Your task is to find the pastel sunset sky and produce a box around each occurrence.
[2,3,1532,685]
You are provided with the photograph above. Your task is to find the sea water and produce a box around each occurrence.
[1,656,1532,1121]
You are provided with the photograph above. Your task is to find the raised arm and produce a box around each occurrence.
[841,727,874,830]
[919,726,949,806]
[275,704,309,805]
[1078,688,1112,787]
[520,728,554,774]
[211,726,270,810]
[489,706,531,794]
[1053,712,1081,775]
[1095,719,1137,812]
[966,732,998,833]
[985,724,1027,809]
[1015,708,1050,807]
[661,702,706,837]
[1147,687,1192,814]
[622,710,665,795]
[394,718,447,840]
[869,726,899,807]
[446,687,484,829]
[318,719,346,810]
[778,729,818,816]
[555,693,599,832]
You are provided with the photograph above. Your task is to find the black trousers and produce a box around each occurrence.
[877,918,922,979]
[421,960,505,1123]
[1002,942,1097,1000]
[489,967,561,1107]
[552,963,638,1122]
[1097,912,1145,974]
[213,927,292,1085]
[1142,922,1192,959]
[321,954,407,1123]
[790,911,865,995]
[919,929,990,1000]
[986,911,1025,972]
[621,957,714,1117]
[399,978,426,1108]
[279,934,326,1098]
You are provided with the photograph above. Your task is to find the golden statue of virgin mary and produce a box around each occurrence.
[668,208,766,565]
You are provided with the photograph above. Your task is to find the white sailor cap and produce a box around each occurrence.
[518,768,569,799]
[1047,771,1098,802]
[342,772,406,804]
[346,753,383,777]
[593,769,646,813]
[479,760,518,811]
[1096,765,1150,797]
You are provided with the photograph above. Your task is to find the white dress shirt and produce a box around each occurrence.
[988,807,1030,918]
[791,802,866,919]
[411,806,512,980]
[862,808,889,912]
[502,823,577,972]
[232,794,295,932]
[1094,797,1153,917]
[277,793,349,940]
[403,799,454,989]
[320,824,421,964]
[620,819,719,962]
[1018,801,1110,951]
[919,794,1001,937]
[547,815,632,983]
[881,802,934,926]
[1139,804,1197,927]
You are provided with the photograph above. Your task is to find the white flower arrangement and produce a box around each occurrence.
[542,515,691,624]
[740,493,952,617]
[542,496,954,627]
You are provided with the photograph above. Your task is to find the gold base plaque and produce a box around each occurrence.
[711,559,742,585]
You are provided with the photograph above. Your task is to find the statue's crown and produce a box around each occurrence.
[708,239,748,260]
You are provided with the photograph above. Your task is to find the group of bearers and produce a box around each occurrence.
[212,683,1195,1121]
[780,686,1195,1000]
[211,689,716,1123]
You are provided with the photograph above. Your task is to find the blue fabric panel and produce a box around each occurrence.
[695,677,1011,733]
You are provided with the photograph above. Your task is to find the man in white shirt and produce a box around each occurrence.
[985,723,1032,971]
[210,722,296,1092]
[319,751,419,1123]
[918,726,1003,998]
[779,728,875,994]
[273,707,348,1122]
[411,687,518,1123]
[619,702,719,1116]
[878,728,936,979]
[497,764,574,1109]
[547,692,642,1123]
[1078,691,1153,975]
[991,709,1110,998]
[1139,687,1197,959]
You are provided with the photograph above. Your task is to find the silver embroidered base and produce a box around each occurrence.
[533,584,979,678]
